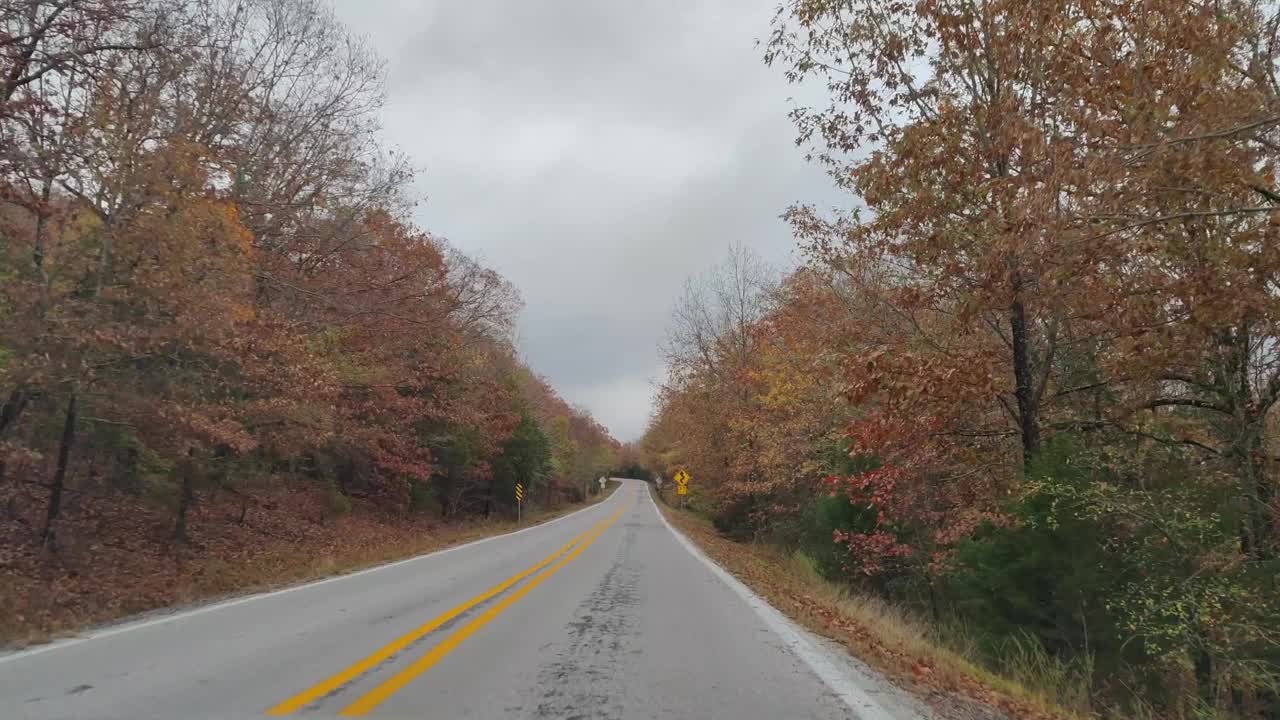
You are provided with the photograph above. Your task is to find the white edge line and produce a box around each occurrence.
[0,488,622,666]
[646,488,896,720]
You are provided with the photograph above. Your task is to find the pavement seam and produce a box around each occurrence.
[266,514,617,715]
[336,500,633,716]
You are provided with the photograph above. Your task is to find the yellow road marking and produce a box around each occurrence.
[266,515,612,716]
[337,504,629,716]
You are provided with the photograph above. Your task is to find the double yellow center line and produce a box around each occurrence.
[267,501,628,716]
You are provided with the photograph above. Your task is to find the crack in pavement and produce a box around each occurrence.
[527,523,642,720]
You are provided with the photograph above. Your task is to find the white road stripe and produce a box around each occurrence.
[0,489,621,666]
[646,487,896,720]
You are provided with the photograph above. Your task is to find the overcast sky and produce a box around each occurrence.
[331,1,840,442]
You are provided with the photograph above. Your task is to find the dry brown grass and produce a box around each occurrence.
[652,485,1085,720]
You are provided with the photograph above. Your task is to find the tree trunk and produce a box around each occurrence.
[1240,419,1274,559]
[32,178,52,315]
[1253,461,1275,558]
[1220,326,1275,559]
[95,220,113,296]
[0,386,28,486]
[174,455,196,542]
[41,392,77,548]
[1009,273,1041,468]
[927,575,942,626]
[0,386,28,434]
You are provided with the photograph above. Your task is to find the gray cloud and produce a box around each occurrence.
[333,0,839,441]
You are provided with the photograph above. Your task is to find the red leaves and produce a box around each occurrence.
[834,528,915,576]
[830,460,918,576]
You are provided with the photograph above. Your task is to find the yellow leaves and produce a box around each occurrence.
[230,304,257,323]
[220,203,257,258]
[756,362,815,411]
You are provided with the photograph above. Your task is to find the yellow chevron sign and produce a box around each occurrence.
[515,483,524,502]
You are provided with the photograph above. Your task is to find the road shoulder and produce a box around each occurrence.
[1,482,621,655]
[649,484,1057,720]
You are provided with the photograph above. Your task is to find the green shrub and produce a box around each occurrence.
[712,495,758,540]
[409,479,439,514]
[324,481,351,517]
[771,492,875,580]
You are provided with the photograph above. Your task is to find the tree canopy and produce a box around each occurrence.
[0,0,620,550]
[645,1,1280,715]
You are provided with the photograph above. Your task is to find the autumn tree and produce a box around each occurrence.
[644,1,1280,715]
[0,0,616,554]
[656,244,775,511]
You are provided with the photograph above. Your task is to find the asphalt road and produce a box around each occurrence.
[0,479,923,720]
